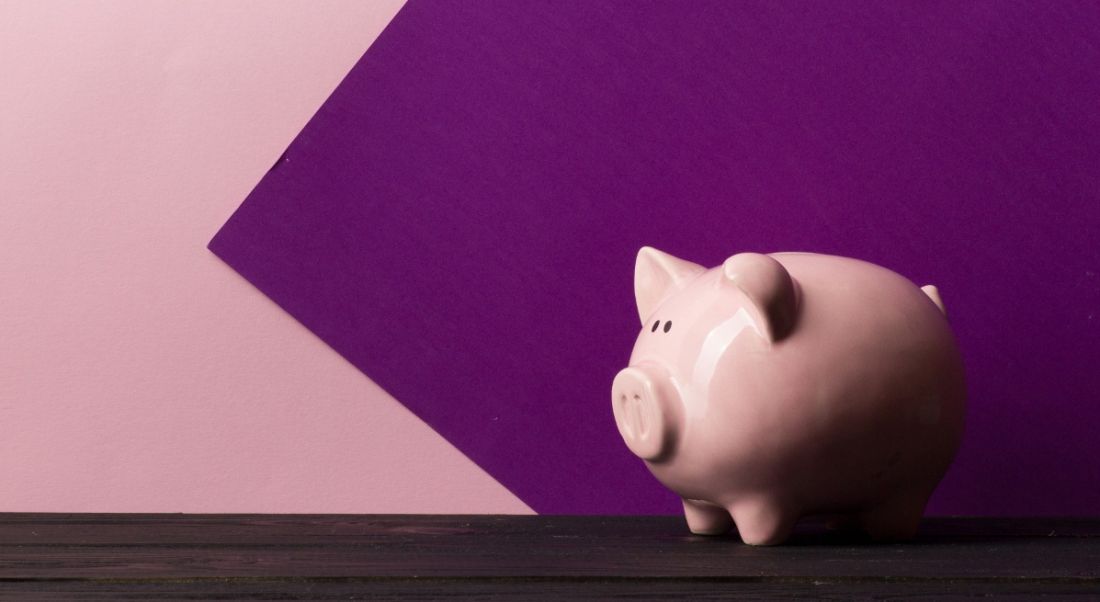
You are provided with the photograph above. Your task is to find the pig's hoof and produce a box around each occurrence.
[682,499,733,535]
[731,500,797,545]
[611,365,679,461]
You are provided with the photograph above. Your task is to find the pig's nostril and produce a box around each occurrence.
[631,394,648,437]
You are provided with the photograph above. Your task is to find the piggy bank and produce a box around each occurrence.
[611,248,965,545]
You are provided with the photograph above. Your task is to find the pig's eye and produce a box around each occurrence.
[663,320,672,333]
[651,320,660,332]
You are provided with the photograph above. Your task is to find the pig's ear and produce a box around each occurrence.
[634,246,705,324]
[721,253,798,343]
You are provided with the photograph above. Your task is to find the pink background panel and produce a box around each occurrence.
[0,0,531,514]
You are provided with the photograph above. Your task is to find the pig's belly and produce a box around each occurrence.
[650,381,963,514]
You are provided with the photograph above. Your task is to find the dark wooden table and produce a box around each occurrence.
[0,514,1097,599]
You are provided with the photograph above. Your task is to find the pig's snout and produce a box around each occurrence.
[611,364,681,462]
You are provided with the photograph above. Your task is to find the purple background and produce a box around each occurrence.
[211,1,1100,514]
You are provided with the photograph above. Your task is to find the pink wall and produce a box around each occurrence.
[0,0,531,514]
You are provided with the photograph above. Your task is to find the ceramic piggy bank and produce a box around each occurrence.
[611,248,965,545]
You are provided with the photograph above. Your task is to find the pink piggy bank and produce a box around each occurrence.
[611,248,965,545]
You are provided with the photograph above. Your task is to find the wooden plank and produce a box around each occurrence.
[2,577,1099,600]
[3,540,1097,580]
[0,514,1096,599]
[1,514,1097,545]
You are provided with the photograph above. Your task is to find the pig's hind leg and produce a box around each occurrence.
[682,498,734,535]
[858,495,926,541]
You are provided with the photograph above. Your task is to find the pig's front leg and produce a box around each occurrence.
[730,498,798,545]
[682,498,733,535]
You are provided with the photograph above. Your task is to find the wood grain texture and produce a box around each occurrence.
[0,514,1097,599]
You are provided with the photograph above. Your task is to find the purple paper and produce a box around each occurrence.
[211,1,1100,514]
